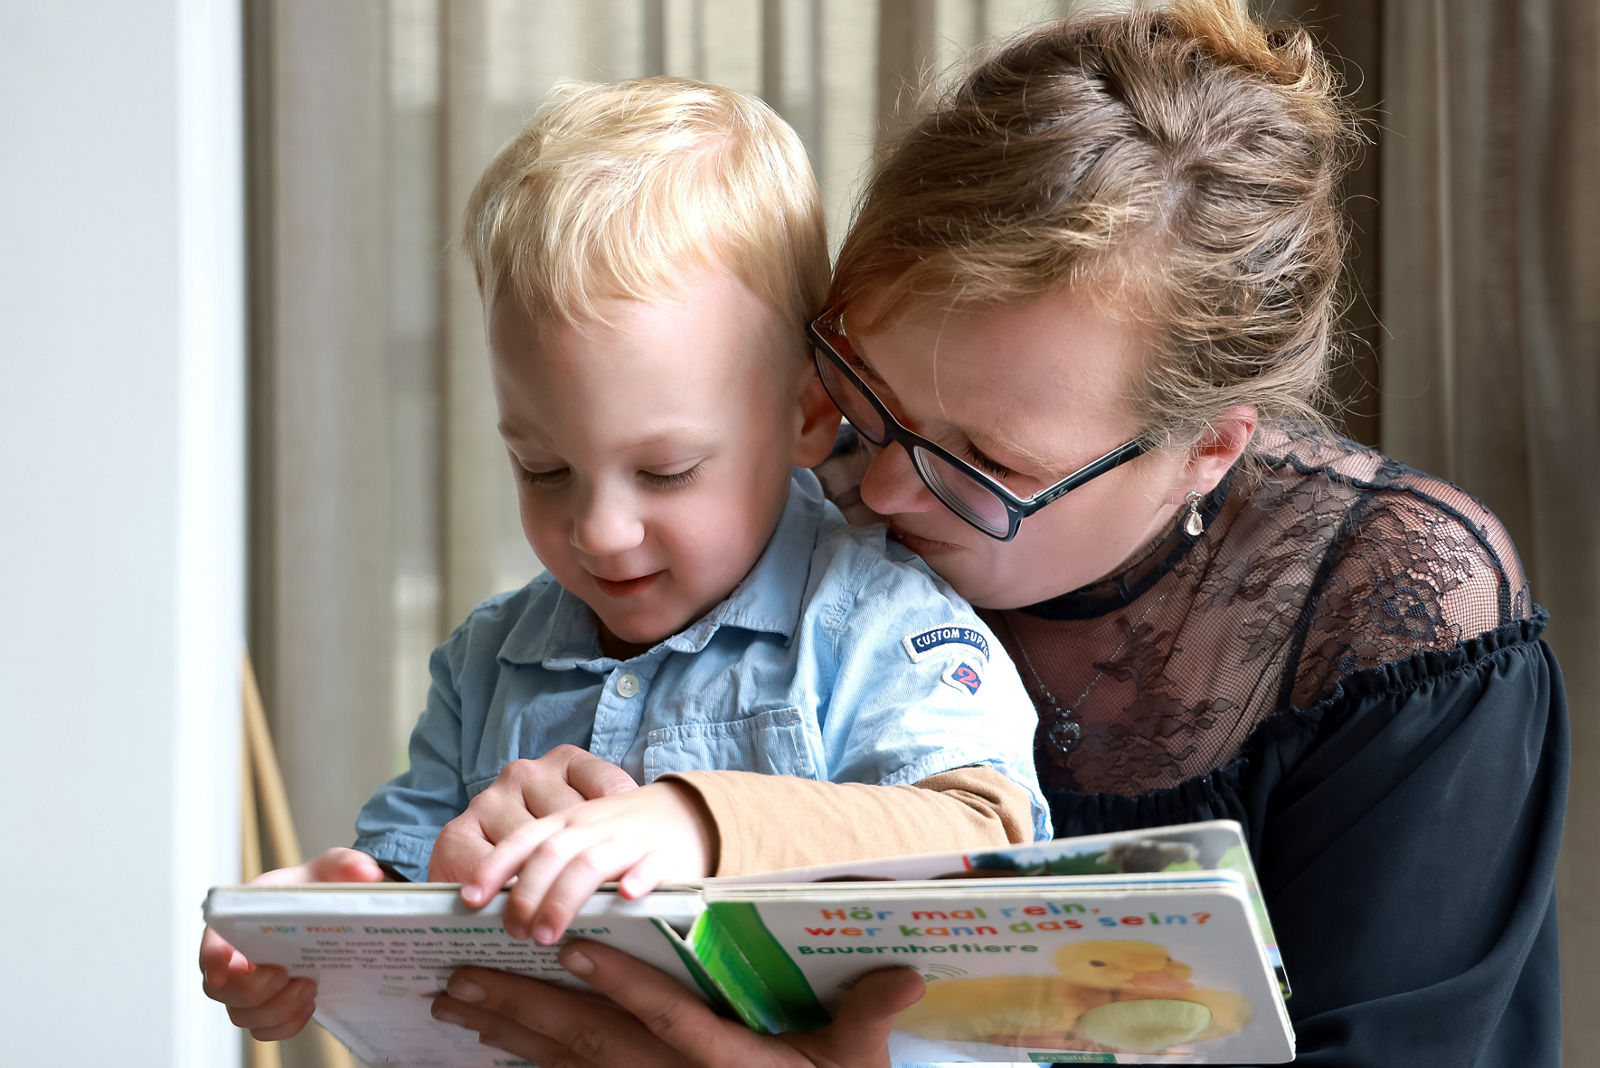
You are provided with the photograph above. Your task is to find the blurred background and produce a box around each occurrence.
[3,1,1594,1065]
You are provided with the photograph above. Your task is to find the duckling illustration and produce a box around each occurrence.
[892,971,1109,1043]
[1052,940,1252,1052]
[893,938,1252,1053]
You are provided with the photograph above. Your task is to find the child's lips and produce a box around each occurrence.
[591,571,664,598]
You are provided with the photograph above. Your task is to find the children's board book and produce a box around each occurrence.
[203,819,1292,1066]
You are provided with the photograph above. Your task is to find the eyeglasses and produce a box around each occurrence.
[807,307,1149,541]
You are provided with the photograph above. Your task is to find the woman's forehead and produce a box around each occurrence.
[855,289,1143,460]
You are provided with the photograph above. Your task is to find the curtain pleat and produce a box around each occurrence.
[252,0,401,869]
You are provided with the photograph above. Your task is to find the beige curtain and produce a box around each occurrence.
[248,4,1076,1063]
[248,1,1597,1063]
[248,0,1082,854]
[1376,1,1600,1057]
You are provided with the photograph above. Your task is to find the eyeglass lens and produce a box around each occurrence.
[911,448,1013,537]
[814,340,1014,539]
[813,349,887,444]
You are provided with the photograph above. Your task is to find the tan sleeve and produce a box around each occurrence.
[660,765,1037,876]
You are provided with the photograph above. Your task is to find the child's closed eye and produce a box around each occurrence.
[641,462,704,489]
[517,465,569,488]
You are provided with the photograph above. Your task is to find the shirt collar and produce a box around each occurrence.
[497,468,825,667]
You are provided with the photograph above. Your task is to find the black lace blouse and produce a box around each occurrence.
[828,423,1568,1065]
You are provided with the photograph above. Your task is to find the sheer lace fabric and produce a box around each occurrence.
[973,424,1533,796]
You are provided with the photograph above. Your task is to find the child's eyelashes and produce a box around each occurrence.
[515,463,706,490]
[517,466,570,488]
[642,463,704,489]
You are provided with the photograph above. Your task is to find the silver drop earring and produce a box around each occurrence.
[1183,491,1205,536]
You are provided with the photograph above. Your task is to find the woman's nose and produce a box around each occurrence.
[570,488,645,557]
[858,441,938,517]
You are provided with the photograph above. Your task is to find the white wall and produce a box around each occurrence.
[0,2,244,1065]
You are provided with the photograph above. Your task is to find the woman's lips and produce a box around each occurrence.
[591,572,664,598]
[889,527,964,556]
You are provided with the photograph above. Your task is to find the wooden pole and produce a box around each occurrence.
[242,652,301,867]
[241,652,357,1068]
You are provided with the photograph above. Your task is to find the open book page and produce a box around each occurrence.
[203,884,707,1068]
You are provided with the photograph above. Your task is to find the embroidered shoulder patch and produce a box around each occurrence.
[902,624,991,663]
[943,661,983,695]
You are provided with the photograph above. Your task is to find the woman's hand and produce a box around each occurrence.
[199,847,385,1040]
[428,745,640,884]
[430,939,926,1067]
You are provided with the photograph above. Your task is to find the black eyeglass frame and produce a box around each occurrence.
[807,309,1151,542]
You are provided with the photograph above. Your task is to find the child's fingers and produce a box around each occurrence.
[429,812,496,882]
[487,756,587,826]
[198,927,244,983]
[229,977,318,1040]
[554,748,640,803]
[524,839,646,945]
[200,928,293,1008]
[498,748,639,817]
[203,954,291,1009]
[304,846,384,883]
[616,850,672,900]
[465,818,562,910]
[249,859,315,887]
[502,828,615,942]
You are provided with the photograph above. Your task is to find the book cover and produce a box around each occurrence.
[704,872,1291,1063]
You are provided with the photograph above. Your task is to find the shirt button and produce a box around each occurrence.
[615,672,640,698]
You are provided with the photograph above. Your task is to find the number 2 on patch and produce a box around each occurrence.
[943,661,982,694]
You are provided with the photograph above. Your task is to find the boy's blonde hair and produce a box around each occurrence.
[464,76,827,350]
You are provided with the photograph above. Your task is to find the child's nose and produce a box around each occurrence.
[570,488,645,556]
[858,442,938,517]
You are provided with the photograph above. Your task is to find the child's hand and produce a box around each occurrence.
[199,847,384,1040]
[429,746,639,882]
[460,780,714,943]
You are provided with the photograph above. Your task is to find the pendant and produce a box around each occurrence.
[1185,509,1204,536]
[1049,717,1082,755]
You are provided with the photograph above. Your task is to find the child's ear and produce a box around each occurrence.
[791,371,843,468]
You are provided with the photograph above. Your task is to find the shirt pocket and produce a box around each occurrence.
[643,706,818,782]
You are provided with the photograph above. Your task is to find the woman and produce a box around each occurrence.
[431,1,1567,1063]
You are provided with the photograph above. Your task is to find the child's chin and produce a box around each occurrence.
[598,614,686,655]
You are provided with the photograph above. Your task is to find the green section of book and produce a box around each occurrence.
[651,915,738,1015]
[698,901,829,1031]
[682,904,786,1033]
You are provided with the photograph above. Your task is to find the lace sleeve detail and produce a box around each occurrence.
[1289,458,1533,710]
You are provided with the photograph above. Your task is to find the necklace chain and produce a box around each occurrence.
[1004,585,1174,756]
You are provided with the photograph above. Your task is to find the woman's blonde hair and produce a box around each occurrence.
[831,0,1360,451]
[464,76,827,347]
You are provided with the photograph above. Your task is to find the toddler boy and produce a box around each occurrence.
[202,76,1045,1036]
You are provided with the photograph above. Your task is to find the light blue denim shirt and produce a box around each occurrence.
[354,468,1050,880]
